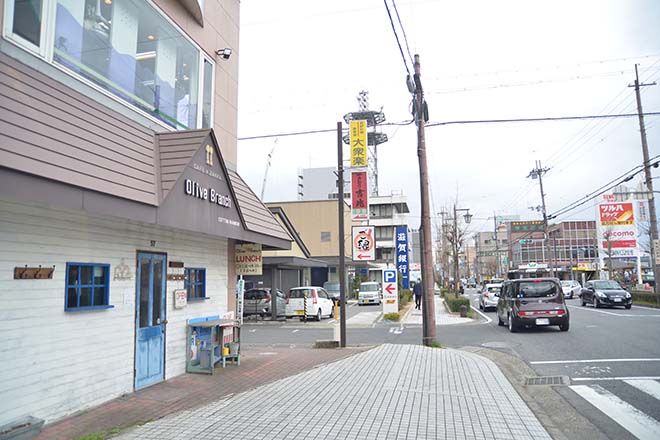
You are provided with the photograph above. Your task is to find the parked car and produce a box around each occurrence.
[560,280,581,299]
[580,280,632,309]
[286,287,335,320]
[323,281,342,304]
[479,283,502,311]
[243,288,286,317]
[358,281,381,306]
[497,278,569,332]
[642,273,655,287]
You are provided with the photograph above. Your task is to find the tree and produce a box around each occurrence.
[445,216,468,298]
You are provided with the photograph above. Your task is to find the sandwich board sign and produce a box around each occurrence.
[382,269,398,314]
[352,226,375,261]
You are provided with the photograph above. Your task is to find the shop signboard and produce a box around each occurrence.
[351,171,369,221]
[395,226,410,289]
[382,269,398,314]
[599,202,634,225]
[349,120,367,168]
[173,289,187,309]
[235,243,262,275]
[352,226,375,261]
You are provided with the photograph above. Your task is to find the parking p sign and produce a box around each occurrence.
[382,269,398,314]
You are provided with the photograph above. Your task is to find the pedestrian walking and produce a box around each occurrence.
[413,279,422,310]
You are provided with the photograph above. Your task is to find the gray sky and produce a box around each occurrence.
[236,0,660,233]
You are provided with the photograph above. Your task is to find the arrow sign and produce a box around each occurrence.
[382,269,398,314]
[385,283,395,295]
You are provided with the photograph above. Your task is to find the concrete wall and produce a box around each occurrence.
[0,198,228,425]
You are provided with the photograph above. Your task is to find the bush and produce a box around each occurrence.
[399,288,412,307]
[440,288,450,297]
[444,296,471,313]
[383,312,400,321]
[631,290,660,307]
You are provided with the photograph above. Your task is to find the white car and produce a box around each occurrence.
[358,281,382,306]
[286,287,335,321]
[479,283,502,311]
[560,280,581,299]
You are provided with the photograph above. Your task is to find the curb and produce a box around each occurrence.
[461,346,609,440]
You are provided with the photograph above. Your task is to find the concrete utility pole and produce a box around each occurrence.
[528,161,555,277]
[413,54,436,346]
[336,121,347,347]
[493,212,500,277]
[630,64,658,293]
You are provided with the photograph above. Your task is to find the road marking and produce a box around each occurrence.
[570,384,660,439]
[567,305,660,317]
[249,329,257,333]
[624,379,660,400]
[572,376,660,381]
[531,358,660,365]
[471,306,492,324]
[291,329,299,333]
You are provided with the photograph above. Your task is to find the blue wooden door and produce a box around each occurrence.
[135,252,166,389]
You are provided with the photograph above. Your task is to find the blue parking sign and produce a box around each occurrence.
[384,270,397,283]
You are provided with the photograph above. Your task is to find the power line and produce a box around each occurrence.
[383,0,411,76]
[426,111,660,128]
[391,0,414,66]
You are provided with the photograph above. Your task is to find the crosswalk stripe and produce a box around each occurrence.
[570,384,660,440]
[624,379,660,401]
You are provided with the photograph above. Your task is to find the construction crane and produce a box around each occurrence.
[260,138,278,200]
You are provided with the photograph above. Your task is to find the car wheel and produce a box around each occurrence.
[593,297,599,308]
[508,314,517,333]
[329,306,335,319]
[316,309,322,321]
[625,304,632,309]
[559,321,569,332]
[570,292,574,299]
[479,302,483,310]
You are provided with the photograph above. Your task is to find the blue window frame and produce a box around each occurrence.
[65,262,113,311]
[185,268,206,300]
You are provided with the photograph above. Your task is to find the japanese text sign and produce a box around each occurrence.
[395,226,409,289]
[352,226,375,261]
[599,203,634,225]
[349,120,367,167]
[351,171,369,221]
[235,243,262,275]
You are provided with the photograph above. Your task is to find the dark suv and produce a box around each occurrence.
[497,278,569,332]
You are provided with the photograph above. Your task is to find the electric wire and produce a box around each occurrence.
[383,0,412,76]
[391,0,414,66]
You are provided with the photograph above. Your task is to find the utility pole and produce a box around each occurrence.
[630,64,658,293]
[528,161,555,277]
[413,54,436,346]
[337,121,347,347]
[493,212,500,277]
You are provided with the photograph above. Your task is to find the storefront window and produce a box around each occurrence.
[65,262,112,311]
[201,59,213,128]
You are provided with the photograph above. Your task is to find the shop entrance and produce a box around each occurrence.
[135,252,167,390]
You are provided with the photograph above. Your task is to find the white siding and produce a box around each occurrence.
[0,198,228,425]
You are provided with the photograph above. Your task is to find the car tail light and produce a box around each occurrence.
[312,291,318,305]
[265,293,271,302]
[484,292,489,298]
[519,310,566,316]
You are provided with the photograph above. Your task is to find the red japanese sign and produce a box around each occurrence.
[599,203,634,225]
[351,171,369,221]
[602,239,637,248]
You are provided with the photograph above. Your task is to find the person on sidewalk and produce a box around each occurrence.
[413,279,422,310]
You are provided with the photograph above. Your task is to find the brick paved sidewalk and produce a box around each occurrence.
[115,344,552,440]
[35,346,369,440]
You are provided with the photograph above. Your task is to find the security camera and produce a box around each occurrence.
[216,48,232,60]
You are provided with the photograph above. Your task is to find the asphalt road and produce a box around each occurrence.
[243,288,660,439]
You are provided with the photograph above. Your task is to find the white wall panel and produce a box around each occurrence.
[0,198,228,425]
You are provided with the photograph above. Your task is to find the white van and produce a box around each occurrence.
[358,281,381,306]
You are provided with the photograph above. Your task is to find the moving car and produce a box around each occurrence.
[358,281,382,306]
[497,278,569,332]
[580,280,632,309]
[323,281,342,304]
[243,288,286,317]
[560,280,581,299]
[286,287,335,320]
[479,283,502,311]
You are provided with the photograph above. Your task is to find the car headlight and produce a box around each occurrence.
[626,293,632,298]
[596,291,606,298]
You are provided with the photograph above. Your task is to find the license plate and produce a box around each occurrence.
[535,318,550,326]
[614,298,622,302]
[295,310,304,315]
[365,299,371,303]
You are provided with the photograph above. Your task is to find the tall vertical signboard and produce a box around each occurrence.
[349,120,367,168]
[351,171,369,221]
[596,196,639,279]
[395,226,410,289]
[382,269,398,314]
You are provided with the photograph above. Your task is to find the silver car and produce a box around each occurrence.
[479,283,502,311]
[560,280,581,299]
[243,288,286,317]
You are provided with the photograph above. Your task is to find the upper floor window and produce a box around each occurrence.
[3,0,214,131]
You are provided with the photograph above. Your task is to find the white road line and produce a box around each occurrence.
[567,305,660,317]
[624,379,660,400]
[471,306,492,324]
[531,358,660,365]
[570,384,660,440]
[291,329,299,333]
[572,376,660,382]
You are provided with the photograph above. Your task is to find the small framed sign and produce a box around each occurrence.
[174,289,187,309]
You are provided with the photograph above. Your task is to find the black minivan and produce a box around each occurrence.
[496,278,569,332]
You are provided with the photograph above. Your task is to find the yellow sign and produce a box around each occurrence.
[349,120,367,167]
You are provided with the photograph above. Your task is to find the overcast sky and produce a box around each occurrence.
[236,0,660,234]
